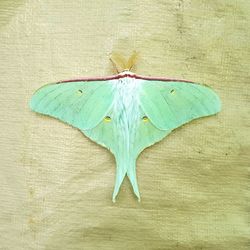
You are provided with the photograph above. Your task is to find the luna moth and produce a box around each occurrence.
[30,53,221,202]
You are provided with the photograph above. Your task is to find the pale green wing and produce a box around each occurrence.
[30,81,115,130]
[139,81,221,130]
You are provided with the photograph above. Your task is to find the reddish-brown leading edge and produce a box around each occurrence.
[57,73,195,84]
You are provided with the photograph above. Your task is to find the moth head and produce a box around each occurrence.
[110,51,139,73]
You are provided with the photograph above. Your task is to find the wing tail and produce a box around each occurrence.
[112,163,127,202]
[112,156,140,202]
[127,162,141,202]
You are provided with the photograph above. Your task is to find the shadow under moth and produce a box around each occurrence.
[30,53,221,202]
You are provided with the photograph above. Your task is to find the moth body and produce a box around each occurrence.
[110,76,142,201]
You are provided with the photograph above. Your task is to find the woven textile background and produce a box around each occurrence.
[0,1,249,249]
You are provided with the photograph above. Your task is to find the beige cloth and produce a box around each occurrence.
[0,1,249,249]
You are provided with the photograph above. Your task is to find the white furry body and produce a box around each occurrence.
[111,75,143,201]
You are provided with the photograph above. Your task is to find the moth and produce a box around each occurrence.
[30,53,221,202]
